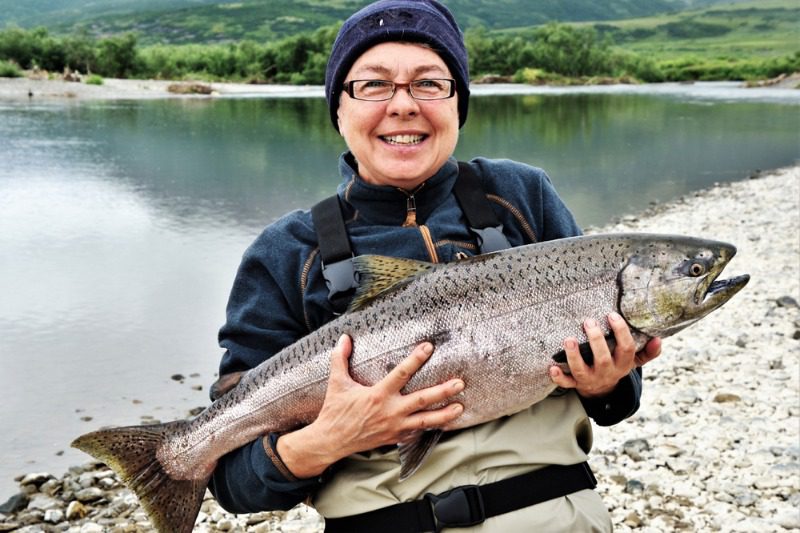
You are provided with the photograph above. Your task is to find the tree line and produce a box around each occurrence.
[0,23,797,84]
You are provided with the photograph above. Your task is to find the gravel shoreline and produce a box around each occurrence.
[0,77,326,101]
[2,75,798,103]
[1,166,798,532]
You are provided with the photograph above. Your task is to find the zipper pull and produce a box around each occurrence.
[402,195,417,227]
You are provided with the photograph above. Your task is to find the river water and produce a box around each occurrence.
[0,82,798,497]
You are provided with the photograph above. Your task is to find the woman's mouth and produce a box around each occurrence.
[380,134,427,146]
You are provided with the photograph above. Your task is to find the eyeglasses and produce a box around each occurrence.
[343,79,456,101]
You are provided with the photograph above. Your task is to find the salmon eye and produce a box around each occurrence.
[689,262,706,276]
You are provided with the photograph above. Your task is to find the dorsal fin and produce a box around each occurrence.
[348,255,435,312]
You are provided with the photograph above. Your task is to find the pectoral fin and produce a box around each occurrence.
[397,429,443,481]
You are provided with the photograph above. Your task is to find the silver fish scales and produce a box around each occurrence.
[72,232,749,532]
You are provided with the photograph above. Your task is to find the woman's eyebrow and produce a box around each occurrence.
[350,64,449,78]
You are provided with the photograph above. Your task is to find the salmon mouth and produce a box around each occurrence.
[704,274,750,303]
[695,242,748,309]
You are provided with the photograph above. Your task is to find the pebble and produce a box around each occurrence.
[66,501,87,520]
[591,166,800,532]
[0,166,797,532]
[75,487,104,503]
[44,509,63,523]
[713,392,741,403]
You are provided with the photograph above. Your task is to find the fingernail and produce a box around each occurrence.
[337,334,347,347]
[451,403,463,413]
[585,318,597,328]
[422,343,434,355]
[609,312,622,322]
[452,380,464,392]
[564,338,577,350]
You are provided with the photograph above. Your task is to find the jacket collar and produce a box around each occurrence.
[336,152,459,225]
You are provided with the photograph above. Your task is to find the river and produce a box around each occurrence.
[0,82,798,498]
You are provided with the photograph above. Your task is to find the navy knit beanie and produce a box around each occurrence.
[325,0,470,131]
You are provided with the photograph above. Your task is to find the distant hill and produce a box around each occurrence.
[575,0,799,60]
[0,0,754,44]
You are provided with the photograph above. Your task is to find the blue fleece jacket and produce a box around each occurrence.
[208,153,643,513]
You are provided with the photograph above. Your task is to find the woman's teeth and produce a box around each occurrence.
[382,134,425,145]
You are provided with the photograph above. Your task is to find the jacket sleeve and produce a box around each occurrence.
[579,368,643,426]
[208,224,323,513]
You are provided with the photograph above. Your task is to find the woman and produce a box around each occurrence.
[209,1,661,530]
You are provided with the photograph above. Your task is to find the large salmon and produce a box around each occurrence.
[72,233,749,532]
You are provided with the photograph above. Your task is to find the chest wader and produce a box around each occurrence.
[311,162,598,532]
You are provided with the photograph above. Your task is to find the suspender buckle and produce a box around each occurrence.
[472,224,507,254]
[424,484,485,532]
[320,257,359,313]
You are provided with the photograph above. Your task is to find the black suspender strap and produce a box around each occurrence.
[311,162,510,312]
[454,162,510,254]
[310,195,359,314]
[324,462,598,533]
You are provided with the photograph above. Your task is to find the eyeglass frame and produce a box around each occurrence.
[342,78,457,101]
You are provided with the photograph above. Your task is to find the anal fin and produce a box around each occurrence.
[397,429,443,481]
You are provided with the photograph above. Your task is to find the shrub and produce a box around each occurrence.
[0,59,22,77]
[659,20,731,39]
[529,23,615,77]
[513,67,566,85]
[96,33,138,78]
[85,74,104,85]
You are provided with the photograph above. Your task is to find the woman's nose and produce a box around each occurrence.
[385,85,420,117]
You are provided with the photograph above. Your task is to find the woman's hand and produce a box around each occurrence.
[274,334,464,479]
[549,312,662,398]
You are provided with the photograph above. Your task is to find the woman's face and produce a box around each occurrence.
[337,42,460,190]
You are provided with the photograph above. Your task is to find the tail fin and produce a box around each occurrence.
[72,422,209,533]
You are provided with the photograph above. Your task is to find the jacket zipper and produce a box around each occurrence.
[399,186,439,263]
[419,225,439,263]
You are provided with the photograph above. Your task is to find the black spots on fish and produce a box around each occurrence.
[425,331,452,350]
[486,344,514,364]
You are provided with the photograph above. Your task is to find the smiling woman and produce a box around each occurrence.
[67,1,660,532]
[200,1,660,531]
[336,42,460,188]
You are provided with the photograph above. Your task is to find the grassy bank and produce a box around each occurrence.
[0,0,797,86]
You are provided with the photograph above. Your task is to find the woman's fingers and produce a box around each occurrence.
[635,337,662,367]
[402,377,464,414]
[381,341,435,392]
[550,313,644,397]
[405,401,464,431]
[327,334,354,387]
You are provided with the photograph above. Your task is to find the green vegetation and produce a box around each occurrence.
[0,58,22,77]
[2,0,680,45]
[583,1,799,60]
[0,0,796,85]
[85,73,103,85]
[0,25,336,84]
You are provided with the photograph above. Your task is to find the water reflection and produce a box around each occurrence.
[458,94,798,224]
[0,90,797,496]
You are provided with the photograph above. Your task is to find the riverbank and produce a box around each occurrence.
[1,75,799,103]
[1,164,797,531]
